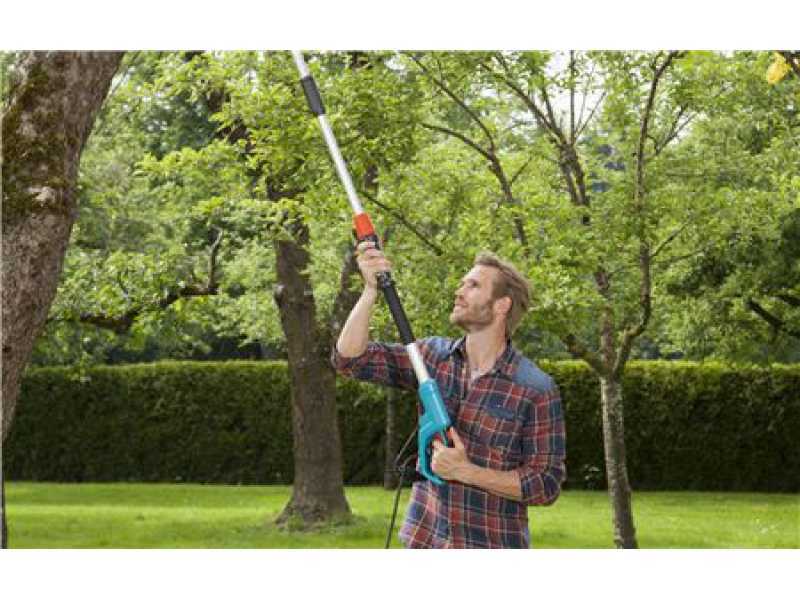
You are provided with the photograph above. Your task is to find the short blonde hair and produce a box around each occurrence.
[474,251,531,338]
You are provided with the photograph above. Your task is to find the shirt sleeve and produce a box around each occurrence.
[331,339,436,391]
[516,384,567,506]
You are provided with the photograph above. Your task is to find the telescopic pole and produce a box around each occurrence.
[291,51,451,485]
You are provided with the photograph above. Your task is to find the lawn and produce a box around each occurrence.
[5,482,798,549]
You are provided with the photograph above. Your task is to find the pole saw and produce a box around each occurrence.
[291,51,451,488]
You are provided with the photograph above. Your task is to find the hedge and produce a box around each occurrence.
[4,360,799,492]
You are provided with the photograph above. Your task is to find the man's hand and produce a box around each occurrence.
[355,241,392,290]
[431,428,523,501]
[431,428,474,482]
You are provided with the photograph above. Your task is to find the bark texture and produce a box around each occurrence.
[273,221,350,525]
[599,377,637,548]
[1,51,122,548]
[2,51,122,439]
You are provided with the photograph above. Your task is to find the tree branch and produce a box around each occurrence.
[615,51,683,375]
[509,155,535,186]
[406,52,497,153]
[421,122,494,163]
[636,52,682,179]
[420,124,528,249]
[561,333,608,376]
[481,54,589,208]
[74,231,223,334]
[539,83,561,136]
[574,90,607,142]
[651,248,710,271]
[775,293,800,308]
[649,220,692,262]
[569,50,576,144]
[746,298,800,340]
[481,54,563,146]
[360,190,444,256]
[652,105,692,156]
[575,60,597,136]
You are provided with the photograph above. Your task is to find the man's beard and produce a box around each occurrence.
[449,300,495,331]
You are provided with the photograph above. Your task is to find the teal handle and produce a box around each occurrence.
[417,379,451,486]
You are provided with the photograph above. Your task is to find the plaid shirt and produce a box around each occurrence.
[332,336,566,549]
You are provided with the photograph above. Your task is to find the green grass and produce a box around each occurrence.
[5,482,799,549]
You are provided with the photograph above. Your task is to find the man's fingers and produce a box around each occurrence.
[449,428,464,449]
[360,257,391,271]
[355,240,391,290]
[355,241,377,255]
[357,250,388,264]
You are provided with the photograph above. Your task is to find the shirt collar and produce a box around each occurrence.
[448,336,467,358]
[448,336,519,379]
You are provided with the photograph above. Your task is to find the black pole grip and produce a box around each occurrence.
[378,273,416,345]
[356,229,414,344]
[300,75,326,116]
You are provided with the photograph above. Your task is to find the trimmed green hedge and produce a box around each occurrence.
[4,360,799,492]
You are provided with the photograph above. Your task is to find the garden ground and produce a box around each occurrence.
[5,482,798,549]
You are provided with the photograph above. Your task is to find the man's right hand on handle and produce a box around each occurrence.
[355,241,392,290]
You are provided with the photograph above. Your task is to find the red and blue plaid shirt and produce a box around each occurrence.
[332,336,566,549]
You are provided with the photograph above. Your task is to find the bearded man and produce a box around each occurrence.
[333,243,566,548]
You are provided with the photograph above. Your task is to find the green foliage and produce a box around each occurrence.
[7,361,295,483]
[6,360,799,492]
[32,52,235,366]
[394,51,800,362]
[32,50,800,366]
[34,51,430,365]
[653,52,800,361]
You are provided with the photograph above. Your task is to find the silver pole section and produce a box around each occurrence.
[292,50,431,386]
[406,343,431,384]
[291,50,311,78]
[291,51,365,215]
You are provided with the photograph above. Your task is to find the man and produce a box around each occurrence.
[332,242,566,548]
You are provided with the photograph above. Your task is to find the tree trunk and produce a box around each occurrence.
[599,376,638,548]
[273,221,350,526]
[1,51,123,548]
[383,387,399,489]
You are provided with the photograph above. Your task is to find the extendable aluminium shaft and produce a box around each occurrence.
[293,53,365,216]
[292,51,450,485]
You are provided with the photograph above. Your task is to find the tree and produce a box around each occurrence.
[33,50,351,524]
[658,51,800,362]
[2,51,123,548]
[124,51,423,525]
[400,50,760,548]
[35,52,254,368]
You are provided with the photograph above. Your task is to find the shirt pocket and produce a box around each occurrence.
[476,398,523,460]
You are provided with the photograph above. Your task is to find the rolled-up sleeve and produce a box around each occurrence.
[331,341,421,391]
[516,385,567,506]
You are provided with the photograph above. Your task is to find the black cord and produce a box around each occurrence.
[384,426,419,549]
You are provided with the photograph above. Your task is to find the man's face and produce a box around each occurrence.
[449,265,502,332]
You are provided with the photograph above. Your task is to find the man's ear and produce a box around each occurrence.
[494,296,512,318]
